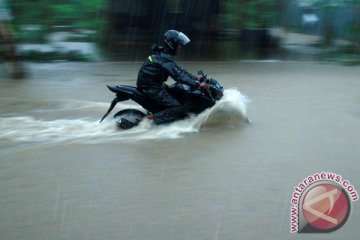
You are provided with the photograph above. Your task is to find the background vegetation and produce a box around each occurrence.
[220,0,281,29]
[9,0,106,43]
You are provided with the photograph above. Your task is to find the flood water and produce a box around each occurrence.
[0,61,359,239]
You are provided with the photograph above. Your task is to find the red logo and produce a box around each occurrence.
[301,183,350,232]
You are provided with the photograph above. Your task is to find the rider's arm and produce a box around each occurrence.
[177,65,198,80]
[162,60,199,88]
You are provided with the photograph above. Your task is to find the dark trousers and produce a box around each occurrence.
[144,86,190,125]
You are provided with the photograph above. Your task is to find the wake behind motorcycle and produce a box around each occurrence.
[99,71,224,129]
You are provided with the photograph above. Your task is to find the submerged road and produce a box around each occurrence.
[0,61,359,239]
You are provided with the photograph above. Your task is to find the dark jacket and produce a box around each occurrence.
[137,51,199,89]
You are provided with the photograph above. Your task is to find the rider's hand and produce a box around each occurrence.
[199,82,209,89]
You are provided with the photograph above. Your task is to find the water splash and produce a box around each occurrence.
[0,89,249,145]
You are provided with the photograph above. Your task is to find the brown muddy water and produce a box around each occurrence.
[0,61,359,240]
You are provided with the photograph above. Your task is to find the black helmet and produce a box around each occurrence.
[164,30,190,50]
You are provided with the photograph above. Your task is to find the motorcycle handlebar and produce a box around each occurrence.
[197,70,207,83]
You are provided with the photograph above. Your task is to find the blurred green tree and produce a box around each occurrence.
[243,0,281,28]
[9,0,106,31]
[221,0,281,29]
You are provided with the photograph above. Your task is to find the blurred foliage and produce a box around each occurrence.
[221,1,242,28]
[65,34,97,42]
[9,0,106,42]
[22,49,93,62]
[167,0,182,11]
[17,26,47,43]
[346,21,360,43]
[297,0,360,7]
[221,0,281,29]
[243,0,280,28]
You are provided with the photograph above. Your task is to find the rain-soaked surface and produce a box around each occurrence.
[0,61,360,239]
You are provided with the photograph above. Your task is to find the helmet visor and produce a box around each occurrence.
[178,32,190,45]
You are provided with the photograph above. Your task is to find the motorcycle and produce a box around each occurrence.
[99,71,224,129]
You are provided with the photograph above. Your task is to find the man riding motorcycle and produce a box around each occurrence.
[136,30,208,125]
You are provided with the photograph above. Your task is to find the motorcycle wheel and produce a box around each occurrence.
[113,109,146,130]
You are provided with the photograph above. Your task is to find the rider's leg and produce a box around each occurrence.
[145,86,190,125]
